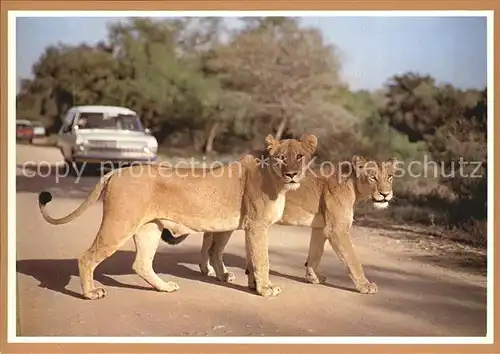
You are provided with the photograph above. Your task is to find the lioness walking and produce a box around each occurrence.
[38,134,318,299]
[164,155,397,295]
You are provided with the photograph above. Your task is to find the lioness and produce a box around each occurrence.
[38,134,318,299]
[163,155,397,294]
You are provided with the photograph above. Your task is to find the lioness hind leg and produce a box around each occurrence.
[199,232,216,277]
[78,223,133,300]
[208,231,235,283]
[326,225,378,295]
[132,222,179,293]
[304,228,327,284]
[78,246,112,300]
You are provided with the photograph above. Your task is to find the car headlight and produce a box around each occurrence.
[76,137,88,146]
[75,137,88,151]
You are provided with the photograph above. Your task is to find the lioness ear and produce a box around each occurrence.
[300,134,318,155]
[352,155,367,168]
[385,156,398,170]
[265,134,279,155]
[352,155,367,174]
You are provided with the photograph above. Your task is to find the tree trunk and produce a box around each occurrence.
[205,121,220,154]
[275,116,287,140]
[190,129,206,152]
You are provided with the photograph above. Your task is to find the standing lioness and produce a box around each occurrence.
[38,134,318,299]
[164,155,397,294]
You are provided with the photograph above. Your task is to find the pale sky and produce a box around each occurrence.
[16,16,488,92]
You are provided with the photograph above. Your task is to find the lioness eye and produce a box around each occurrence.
[297,154,304,160]
[278,154,285,160]
[388,175,393,181]
[368,175,376,182]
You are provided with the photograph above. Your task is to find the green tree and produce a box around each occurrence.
[205,17,343,140]
[379,72,487,228]
[106,18,236,150]
[17,43,118,133]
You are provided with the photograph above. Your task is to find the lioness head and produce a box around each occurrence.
[264,134,318,191]
[351,155,398,210]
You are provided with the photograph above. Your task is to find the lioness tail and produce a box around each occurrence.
[38,170,115,225]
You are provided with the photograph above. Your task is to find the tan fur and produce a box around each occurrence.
[38,134,318,299]
[197,155,397,294]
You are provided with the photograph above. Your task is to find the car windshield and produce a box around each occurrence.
[76,112,144,131]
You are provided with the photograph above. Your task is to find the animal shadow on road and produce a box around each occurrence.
[16,247,363,301]
[268,268,357,294]
[16,250,260,299]
[16,250,487,336]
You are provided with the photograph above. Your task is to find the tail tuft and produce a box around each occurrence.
[38,191,52,206]
[160,229,189,245]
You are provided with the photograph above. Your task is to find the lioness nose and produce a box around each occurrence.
[380,192,390,198]
[285,172,298,179]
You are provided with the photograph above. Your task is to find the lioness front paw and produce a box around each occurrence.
[224,272,236,283]
[257,284,282,297]
[199,263,216,277]
[158,281,180,293]
[356,281,378,294]
[84,287,107,300]
[216,271,236,283]
[305,271,326,284]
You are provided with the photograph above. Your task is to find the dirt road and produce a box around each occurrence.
[15,144,487,337]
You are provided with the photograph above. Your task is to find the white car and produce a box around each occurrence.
[57,105,158,170]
